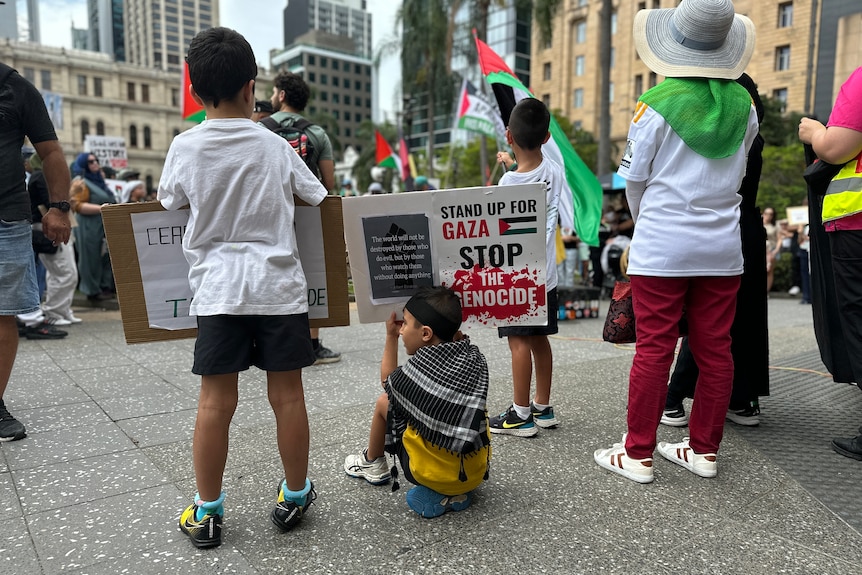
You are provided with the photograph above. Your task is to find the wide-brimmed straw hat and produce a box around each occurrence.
[633,0,755,80]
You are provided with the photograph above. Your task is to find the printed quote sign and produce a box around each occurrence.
[343,183,547,327]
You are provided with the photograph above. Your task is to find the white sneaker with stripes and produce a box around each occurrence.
[594,434,654,484]
[657,437,717,478]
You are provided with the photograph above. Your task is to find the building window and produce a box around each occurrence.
[649,72,657,88]
[333,76,339,87]
[638,1,646,9]
[321,57,328,68]
[321,74,328,85]
[355,80,361,90]
[171,88,179,107]
[142,84,150,103]
[94,77,103,98]
[144,126,152,149]
[332,60,339,70]
[542,36,552,50]
[610,47,616,69]
[173,129,180,139]
[345,95,351,105]
[775,45,790,71]
[575,20,587,44]
[308,55,316,65]
[578,0,587,6]
[575,55,585,76]
[573,88,584,108]
[609,82,614,104]
[77,75,87,96]
[542,94,551,108]
[321,91,328,102]
[345,127,351,137]
[773,88,788,112]
[309,72,316,82]
[40,70,51,90]
[127,82,136,101]
[80,119,89,143]
[543,62,551,81]
[652,0,660,8]
[23,67,35,83]
[611,12,617,34]
[778,2,793,28]
[333,93,340,104]
[634,74,643,98]
[130,125,138,147]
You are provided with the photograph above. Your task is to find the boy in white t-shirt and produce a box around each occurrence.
[158,27,328,548]
[489,98,563,437]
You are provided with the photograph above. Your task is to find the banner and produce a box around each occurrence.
[84,135,128,170]
[455,78,506,140]
[343,183,548,327]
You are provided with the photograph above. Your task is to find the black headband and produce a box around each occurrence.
[404,297,459,342]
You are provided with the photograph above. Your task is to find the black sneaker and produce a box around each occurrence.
[489,405,538,437]
[271,480,317,532]
[16,319,26,337]
[660,405,689,427]
[726,405,760,426]
[22,322,67,340]
[530,403,559,428]
[0,399,26,442]
[313,341,341,365]
[178,503,223,548]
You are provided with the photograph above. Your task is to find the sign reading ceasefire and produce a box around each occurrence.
[343,183,547,327]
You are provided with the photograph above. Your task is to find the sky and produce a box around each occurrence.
[26,0,402,120]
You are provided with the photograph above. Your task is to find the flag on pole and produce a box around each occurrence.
[398,136,411,182]
[182,62,205,123]
[455,78,506,140]
[375,130,402,175]
[474,32,603,247]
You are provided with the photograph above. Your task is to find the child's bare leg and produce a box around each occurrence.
[194,373,239,501]
[366,393,389,459]
[531,335,553,405]
[508,335,533,407]
[267,369,309,492]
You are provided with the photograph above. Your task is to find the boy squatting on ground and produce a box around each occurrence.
[343,286,491,518]
[157,27,328,548]
[489,98,563,437]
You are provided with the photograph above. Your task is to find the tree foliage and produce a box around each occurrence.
[756,144,808,216]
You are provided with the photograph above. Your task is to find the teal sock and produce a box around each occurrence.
[281,478,311,506]
[194,491,225,522]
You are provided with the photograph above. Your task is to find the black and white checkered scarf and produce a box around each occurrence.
[384,337,489,455]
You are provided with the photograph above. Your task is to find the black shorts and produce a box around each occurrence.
[193,314,314,375]
[497,287,559,337]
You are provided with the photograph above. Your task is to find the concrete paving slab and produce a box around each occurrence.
[12,400,112,434]
[0,471,22,520]
[0,516,41,574]
[3,421,137,471]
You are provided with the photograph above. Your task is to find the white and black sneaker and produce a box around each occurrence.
[0,399,26,442]
[660,405,689,427]
[344,450,391,485]
[726,405,760,426]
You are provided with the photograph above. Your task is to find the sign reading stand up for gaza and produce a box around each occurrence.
[343,183,548,327]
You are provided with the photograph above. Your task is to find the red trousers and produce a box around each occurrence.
[624,275,740,460]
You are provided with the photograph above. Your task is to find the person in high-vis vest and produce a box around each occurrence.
[799,66,862,461]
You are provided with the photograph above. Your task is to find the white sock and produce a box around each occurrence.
[532,401,550,411]
[513,403,531,420]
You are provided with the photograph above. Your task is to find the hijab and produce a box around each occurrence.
[74,152,110,192]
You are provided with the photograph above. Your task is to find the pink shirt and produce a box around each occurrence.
[825,66,862,232]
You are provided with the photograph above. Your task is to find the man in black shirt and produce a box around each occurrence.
[0,62,72,441]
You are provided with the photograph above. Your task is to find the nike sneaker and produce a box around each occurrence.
[179,503,222,548]
[271,480,317,532]
[489,405,538,437]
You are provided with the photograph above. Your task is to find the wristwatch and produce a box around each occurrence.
[48,201,71,212]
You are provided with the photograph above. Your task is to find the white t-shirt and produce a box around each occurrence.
[499,157,563,290]
[158,119,328,316]
[618,105,759,277]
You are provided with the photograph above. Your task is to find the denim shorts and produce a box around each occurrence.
[0,220,40,315]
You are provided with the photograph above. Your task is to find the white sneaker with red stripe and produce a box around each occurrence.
[594,435,654,484]
[657,437,717,478]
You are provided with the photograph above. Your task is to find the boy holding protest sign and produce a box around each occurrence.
[343,286,491,518]
[157,27,328,548]
[490,98,563,437]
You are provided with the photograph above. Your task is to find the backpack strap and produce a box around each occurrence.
[291,118,314,131]
[259,115,280,132]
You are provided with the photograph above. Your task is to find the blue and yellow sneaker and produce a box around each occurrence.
[179,503,222,549]
[530,402,559,428]
[271,480,317,532]
[489,405,538,437]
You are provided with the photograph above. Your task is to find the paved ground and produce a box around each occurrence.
[2,296,861,574]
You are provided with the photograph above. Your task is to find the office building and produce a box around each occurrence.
[0,1,18,41]
[282,0,373,59]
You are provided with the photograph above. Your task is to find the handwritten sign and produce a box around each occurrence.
[84,135,128,170]
[343,183,547,327]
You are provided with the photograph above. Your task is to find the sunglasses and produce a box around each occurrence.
[88,158,99,164]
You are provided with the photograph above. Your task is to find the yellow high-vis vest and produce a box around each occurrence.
[823,155,862,223]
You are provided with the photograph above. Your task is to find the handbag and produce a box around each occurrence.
[32,229,58,255]
[603,280,636,343]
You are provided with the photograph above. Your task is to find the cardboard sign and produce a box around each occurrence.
[102,198,349,344]
[343,183,548,326]
[786,205,809,226]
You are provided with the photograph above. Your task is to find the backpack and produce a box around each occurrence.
[260,115,319,178]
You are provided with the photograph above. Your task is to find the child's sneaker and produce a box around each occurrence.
[405,485,472,518]
[657,437,717,478]
[593,435,654,484]
[179,503,223,549]
[660,404,689,427]
[489,405,538,437]
[530,402,559,428]
[726,406,760,426]
[271,480,317,532]
[344,450,391,485]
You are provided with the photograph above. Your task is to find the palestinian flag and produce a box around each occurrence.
[499,216,538,236]
[474,32,603,247]
[375,130,403,174]
[181,62,205,123]
[455,78,506,140]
